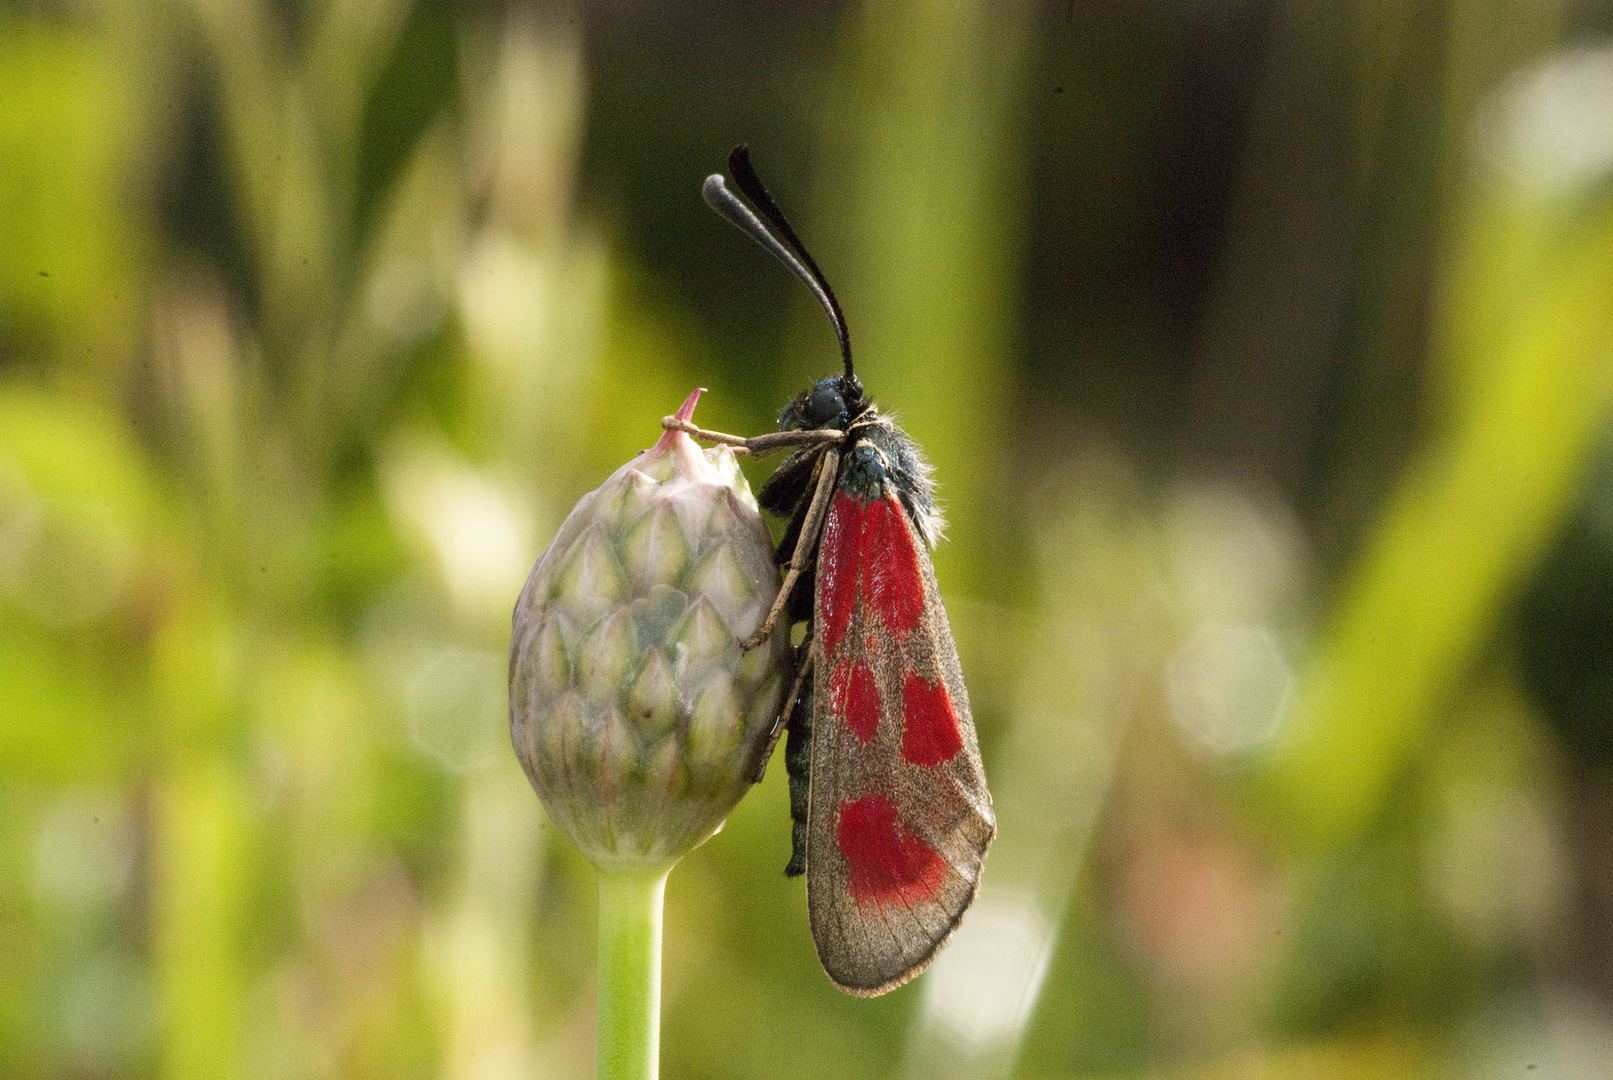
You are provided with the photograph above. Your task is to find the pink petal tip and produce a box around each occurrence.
[652,387,706,453]
[676,387,706,421]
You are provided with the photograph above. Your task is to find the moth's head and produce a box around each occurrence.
[780,374,865,432]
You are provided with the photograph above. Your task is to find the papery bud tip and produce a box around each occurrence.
[652,388,706,454]
[677,388,706,421]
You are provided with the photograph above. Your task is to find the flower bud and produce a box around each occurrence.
[510,390,788,866]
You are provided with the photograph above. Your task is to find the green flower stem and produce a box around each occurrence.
[596,863,672,1080]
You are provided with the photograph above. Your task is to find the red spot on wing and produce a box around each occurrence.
[901,674,964,766]
[834,793,950,911]
[829,657,881,742]
[817,492,864,657]
[863,496,924,636]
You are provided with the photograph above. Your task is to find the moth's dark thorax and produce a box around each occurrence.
[843,417,940,550]
[837,423,893,503]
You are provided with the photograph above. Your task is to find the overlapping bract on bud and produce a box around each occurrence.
[510,391,788,866]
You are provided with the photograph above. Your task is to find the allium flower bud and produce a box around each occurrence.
[510,390,788,866]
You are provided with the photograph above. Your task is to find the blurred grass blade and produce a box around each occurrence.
[1259,48,1613,851]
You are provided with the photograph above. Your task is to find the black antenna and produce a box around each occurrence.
[702,145,854,380]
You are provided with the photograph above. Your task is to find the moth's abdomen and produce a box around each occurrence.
[784,677,813,878]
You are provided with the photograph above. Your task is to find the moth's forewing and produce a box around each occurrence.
[804,484,995,996]
[758,445,824,519]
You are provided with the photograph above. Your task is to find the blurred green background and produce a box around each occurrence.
[4,0,1613,1077]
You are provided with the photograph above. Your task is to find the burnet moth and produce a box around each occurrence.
[664,146,995,996]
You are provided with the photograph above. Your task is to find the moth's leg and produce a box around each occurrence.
[740,446,839,651]
[661,416,841,458]
[753,645,813,783]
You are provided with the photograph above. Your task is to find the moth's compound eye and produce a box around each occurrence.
[807,384,846,427]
